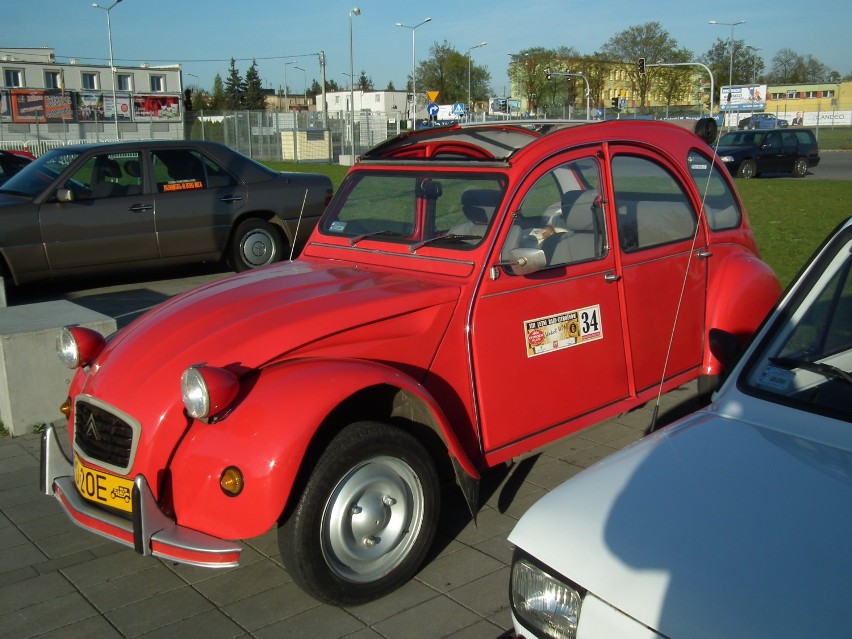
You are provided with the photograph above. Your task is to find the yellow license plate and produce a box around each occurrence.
[74,455,134,513]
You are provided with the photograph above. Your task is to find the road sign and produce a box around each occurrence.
[452,103,465,115]
[427,103,439,116]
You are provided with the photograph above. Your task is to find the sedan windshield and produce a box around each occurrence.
[320,171,506,250]
[0,149,83,197]
[744,227,852,421]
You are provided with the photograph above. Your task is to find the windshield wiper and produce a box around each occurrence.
[348,230,406,246]
[409,234,482,253]
[770,357,852,387]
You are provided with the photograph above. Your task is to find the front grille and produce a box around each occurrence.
[75,399,135,469]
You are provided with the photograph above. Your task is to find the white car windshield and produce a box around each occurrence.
[745,226,852,421]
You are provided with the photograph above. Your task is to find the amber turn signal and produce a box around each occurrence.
[59,397,72,417]
[220,467,244,497]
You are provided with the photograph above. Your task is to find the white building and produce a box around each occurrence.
[321,89,408,121]
[1,47,184,145]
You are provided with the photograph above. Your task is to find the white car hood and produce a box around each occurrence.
[509,396,852,638]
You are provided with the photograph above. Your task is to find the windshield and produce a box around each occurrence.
[320,171,507,250]
[0,148,83,197]
[744,225,852,422]
[719,131,767,147]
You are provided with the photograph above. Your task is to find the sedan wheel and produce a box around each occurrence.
[279,421,440,605]
[737,159,757,179]
[229,219,286,271]
[791,157,808,178]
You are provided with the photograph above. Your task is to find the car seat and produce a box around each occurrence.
[449,189,502,237]
[91,157,125,199]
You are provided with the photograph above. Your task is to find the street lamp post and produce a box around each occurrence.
[284,61,295,111]
[92,0,123,139]
[709,19,746,95]
[294,66,306,109]
[349,7,360,162]
[467,42,487,121]
[396,17,431,123]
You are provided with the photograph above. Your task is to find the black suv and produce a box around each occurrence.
[717,128,819,178]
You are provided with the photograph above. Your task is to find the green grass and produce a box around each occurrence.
[736,180,852,287]
[812,126,852,150]
[263,160,850,290]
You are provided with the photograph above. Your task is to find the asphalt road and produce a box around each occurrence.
[809,149,852,179]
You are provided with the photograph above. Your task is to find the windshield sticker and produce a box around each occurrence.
[329,220,347,233]
[525,304,602,357]
[163,180,203,192]
[756,365,794,392]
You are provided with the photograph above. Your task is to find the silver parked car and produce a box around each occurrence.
[0,140,332,285]
[507,216,852,638]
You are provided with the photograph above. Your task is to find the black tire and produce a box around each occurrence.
[737,159,756,179]
[229,219,286,272]
[278,421,440,605]
[791,157,808,178]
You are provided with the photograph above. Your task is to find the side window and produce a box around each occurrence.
[502,156,605,268]
[612,155,696,252]
[686,150,741,231]
[65,152,142,200]
[782,131,798,153]
[151,149,208,193]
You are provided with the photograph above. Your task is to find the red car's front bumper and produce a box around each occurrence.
[40,423,242,568]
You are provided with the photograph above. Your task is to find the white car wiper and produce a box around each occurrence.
[770,357,852,387]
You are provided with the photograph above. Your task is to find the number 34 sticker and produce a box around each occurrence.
[524,304,603,357]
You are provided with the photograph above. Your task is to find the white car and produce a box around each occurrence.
[507,217,852,639]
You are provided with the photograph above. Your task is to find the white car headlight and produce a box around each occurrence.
[511,558,583,639]
[181,366,211,419]
[181,364,240,420]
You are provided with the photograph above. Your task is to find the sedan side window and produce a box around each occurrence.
[152,149,222,193]
[686,150,742,231]
[65,152,142,200]
[502,156,606,269]
[612,155,696,252]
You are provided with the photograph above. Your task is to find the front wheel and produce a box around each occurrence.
[279,421,440,605]
[229,219,286,272]
[791,157,808,178]
[737,159,757,179]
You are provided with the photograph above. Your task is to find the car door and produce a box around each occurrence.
[608,149,707,393]
[150,147,247,258]
[38,150,158,270]
[470,149,630,452]
[759,131,786,172]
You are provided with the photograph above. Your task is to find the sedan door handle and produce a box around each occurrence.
[128,204,154,212]
[219,195,243,203]
[696,250,713,259]
[604,272,621,282]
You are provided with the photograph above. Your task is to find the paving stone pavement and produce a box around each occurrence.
[0,270,702,638]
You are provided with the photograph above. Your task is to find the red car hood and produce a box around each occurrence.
[76,258,460,442]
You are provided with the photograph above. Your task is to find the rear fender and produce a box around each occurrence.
[703,252,781,375]
[168,357,479,540]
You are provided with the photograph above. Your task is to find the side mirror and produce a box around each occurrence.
[55,188,74,203]
[497,247,547,276]
[708,328,743,373]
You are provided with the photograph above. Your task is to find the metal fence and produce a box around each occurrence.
[185,110,403,164]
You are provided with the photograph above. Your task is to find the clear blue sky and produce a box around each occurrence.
[4,0,850,97]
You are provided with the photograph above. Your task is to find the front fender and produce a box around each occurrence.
[704,251,781,375]
[168,357,479,540]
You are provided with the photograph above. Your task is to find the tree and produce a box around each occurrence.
[418,40,491,105]
[224,58,245,110]
[357,70,373,91]
[700,38,760,87]
[386,80,397,91]
[600,21,681,107]
[653,47,695,113]
[507,47,553,113]
[209,74,226,111]
[243,60,266,110]
[767,48,806,83]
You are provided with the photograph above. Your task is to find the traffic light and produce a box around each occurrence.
[611,97,619,109]
[637,57,646,74]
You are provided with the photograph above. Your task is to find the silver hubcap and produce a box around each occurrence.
[321,455,424,583]
[240,230,275,267]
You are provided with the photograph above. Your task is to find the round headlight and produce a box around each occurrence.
[57,326,105,369]
[181,364,240,420]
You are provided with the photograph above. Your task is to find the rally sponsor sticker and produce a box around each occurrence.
[524,304,603,357]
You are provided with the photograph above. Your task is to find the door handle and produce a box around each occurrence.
[220,195,243,203]
[696,250,713,259]
[128,204,153,212]
[604,272,621,282]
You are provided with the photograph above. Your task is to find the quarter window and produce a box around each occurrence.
[686,150,742,231]
[611,155,696,252]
